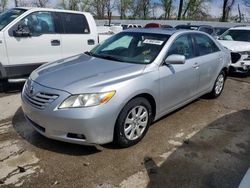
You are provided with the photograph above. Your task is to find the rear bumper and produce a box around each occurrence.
[21,81,120,145]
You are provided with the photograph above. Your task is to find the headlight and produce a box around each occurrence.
[239,51,250,55]
[59,91,115,109]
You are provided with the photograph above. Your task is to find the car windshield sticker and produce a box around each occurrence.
[143,39,164,45]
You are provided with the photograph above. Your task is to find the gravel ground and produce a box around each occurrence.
[0,75,249,188]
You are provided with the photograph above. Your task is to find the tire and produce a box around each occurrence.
[207,71,226,98]
[114,97,153,147]
[0,80,7,92]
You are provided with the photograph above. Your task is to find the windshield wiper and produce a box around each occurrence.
[84,51,93,56]
[97,55,125,62]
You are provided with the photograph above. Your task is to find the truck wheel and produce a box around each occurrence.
[207,71,226,98]
[114,97,153,147]
[0,80,7,92]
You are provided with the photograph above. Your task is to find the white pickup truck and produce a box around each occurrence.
[0,7,112,89]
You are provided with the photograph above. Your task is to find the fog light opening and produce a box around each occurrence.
[67,133,86,140]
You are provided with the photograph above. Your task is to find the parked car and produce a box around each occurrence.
[175,24,216,36]
[217,26,250,74]
[22,29,230,147]
[214,26,229,37]
[145,23,161,28]
[144,23,173,29]
[161,25,173,29]
[0,8,104,91]
[122,24,142,30]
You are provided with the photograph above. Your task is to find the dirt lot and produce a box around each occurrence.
[0,75,250,188]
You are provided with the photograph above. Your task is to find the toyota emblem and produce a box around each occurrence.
[29,86,34,95]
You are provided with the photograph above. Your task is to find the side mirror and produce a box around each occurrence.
[164,54,186,65]
[13,25,31,37]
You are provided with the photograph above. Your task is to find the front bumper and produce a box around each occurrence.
[21,80,120,145]
[231,53,250,73]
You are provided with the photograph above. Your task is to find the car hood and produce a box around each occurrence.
[30,54,146,94]
[218,40,250,52]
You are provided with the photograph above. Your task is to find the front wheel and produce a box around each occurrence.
[207,71,226,98]
[0,80,7,92]
[114,97,153,147]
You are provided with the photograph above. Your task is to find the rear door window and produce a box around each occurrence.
[193,34,220,56]
[61,13,90,34]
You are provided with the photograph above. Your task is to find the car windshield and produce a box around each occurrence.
[219,29,250,42]
[0,8,27,31]
[90,32,170,64]
[214,27,228,36]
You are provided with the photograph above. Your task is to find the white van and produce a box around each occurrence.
[0,7,99,88]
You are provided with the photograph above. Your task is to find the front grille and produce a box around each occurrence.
[24,85,59,109]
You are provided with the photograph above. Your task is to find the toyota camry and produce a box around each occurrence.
[22,29,230,147]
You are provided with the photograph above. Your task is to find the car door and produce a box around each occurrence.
[159,34,199,114]
[192,33,222,94]
[59,12,97,58]
[4,11,61,77]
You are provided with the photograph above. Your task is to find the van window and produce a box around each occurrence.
[61,13,90,34]
[18,11,55,34]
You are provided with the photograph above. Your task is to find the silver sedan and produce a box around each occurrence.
[21,29,231,147]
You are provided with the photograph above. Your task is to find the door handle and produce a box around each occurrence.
[218,57,223,62]
[51,39,60,46]
[192,62,199,69]
[88,39,95,45]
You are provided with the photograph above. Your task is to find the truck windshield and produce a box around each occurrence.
[219,30,250,42]
[0,8,27,31]
[91,32,170,64]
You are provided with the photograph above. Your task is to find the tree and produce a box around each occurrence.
[221,0,235,22]
[238,3,242,22]
[177,0,184,20]
[117,0,131,19]
[242,0,250,7]
[182,0,210,20]
[161,0,173,19]
[18,0,33,6]
[141,0,151,19]
[129,0,141,19]
[34,0,49,7]
[0,0,8,11]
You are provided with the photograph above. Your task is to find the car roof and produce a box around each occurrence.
[176,24,212,28]
[123,28,204,36]
[214,26,229,29]
[229,26,250,30]
[14,7,90,15]
[124,28,178,35]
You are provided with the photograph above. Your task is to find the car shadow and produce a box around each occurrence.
[228,71,250,78]
[12,107,101,156]
[2,82,25,93]
[144,109,250,188]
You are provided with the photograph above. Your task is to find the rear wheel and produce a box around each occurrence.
[207,71,226,98]
[114,97,153,147]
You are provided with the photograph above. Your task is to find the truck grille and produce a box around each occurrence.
[24,86,59,109]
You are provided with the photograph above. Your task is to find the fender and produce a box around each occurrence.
[0,63,7,79]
